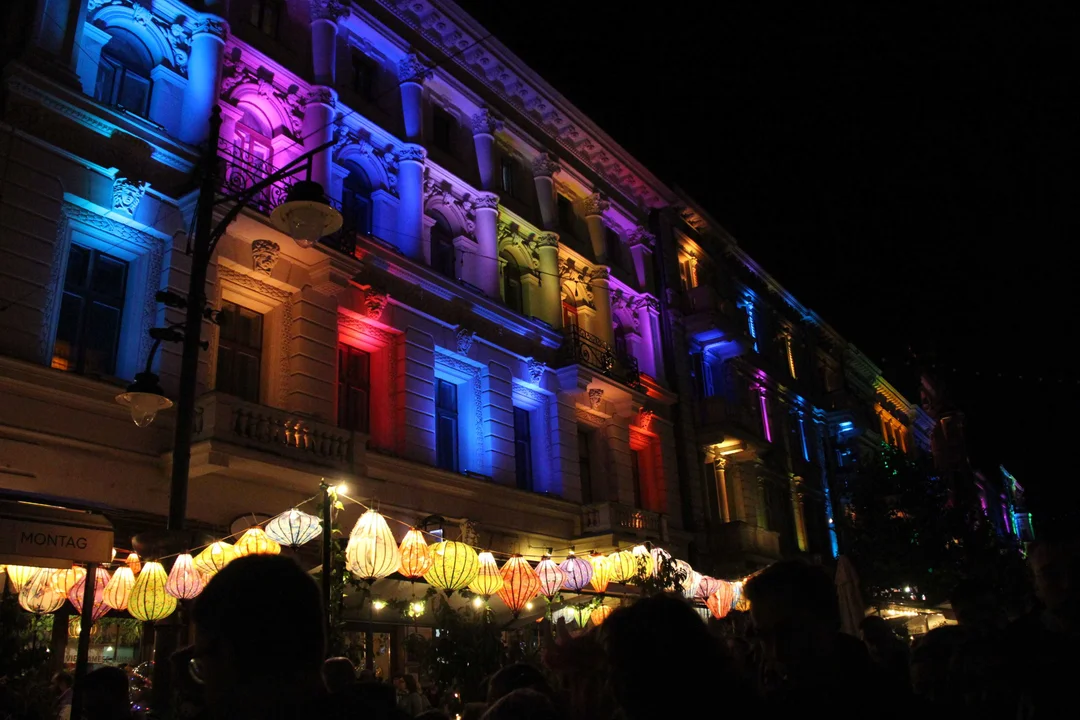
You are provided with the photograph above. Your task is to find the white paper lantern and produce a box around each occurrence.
[536,556,565,598]
[19,569,65,614]
[346,510,401,580]
[265,509,322,547]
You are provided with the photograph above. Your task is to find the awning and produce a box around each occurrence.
[0,500,114,568]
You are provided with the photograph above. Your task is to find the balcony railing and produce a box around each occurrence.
[217,138,293,216]
[557,326,640,388]
[583,501,668,542]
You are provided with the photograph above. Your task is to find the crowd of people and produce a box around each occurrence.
[44,536,1078,720]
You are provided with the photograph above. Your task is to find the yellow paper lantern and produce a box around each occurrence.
[125,553,142,575]
[496,555,540,615]
[68,617,101,641]
[346,510,401,580]
[165,554,207,600]
[129,561,177,621]
[587,552,611,593]
[234,527,281,557]
[423,541,479,592]
[5,565,41,594]
[52,567,86,595]
[590,604,614,626]
[19,569,65,614]
[194,542,238,576]
[69,567,111,621]
[103,566,135,610]
[631,545,654,577]
[398,529,433,578]
[607,550,636,583]
[468,552,504,597]
[536,556,565,598]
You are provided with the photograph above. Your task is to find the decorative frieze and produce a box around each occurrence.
[629,227,656,249]
[398,53,432,83]
[587,388,604,409]
[581,192,609,217]
[455,327,476,355]
[532,153,560,178]
[471,109,500,135]
[250,240,280,275]
[111,178,148,217]
[526,358,547,385]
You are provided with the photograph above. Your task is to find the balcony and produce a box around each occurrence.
[697,394,763,445]
[557,326,640,389]
[582,502,668,543]
[217,137,293,216]
[708,520,781,565]
[683,285,750,357]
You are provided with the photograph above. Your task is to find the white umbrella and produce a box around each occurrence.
[835,555,865,636]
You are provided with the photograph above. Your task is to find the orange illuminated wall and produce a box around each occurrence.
[629,426,667,513]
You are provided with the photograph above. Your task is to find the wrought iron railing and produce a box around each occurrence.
[216,137,293,216]
[557,325,640,388]
[583,502,668,542]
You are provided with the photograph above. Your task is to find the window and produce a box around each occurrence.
[52,244,128,376]
[435,379,458,472]
[630,449,643,509]
[514,407,533,491]
[500,157,516,197]
[690,352,708,398]
[216,301,263,403]
[605,228,622,267]
[250,0,281,38]
[678,254,696,291]
[338,344,370,432]
[430,215,456,279]
[432,106,456,154]
[501,251,523,313]
[562,301,578,329]
[557,195,575,233]
[350,52,378,100]
[578,429,594,504]
[94,31,152,117]
[342,163,372,236]
[234,107,275,211]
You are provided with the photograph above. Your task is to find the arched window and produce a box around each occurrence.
[430,214,456,280]
[233,105,275,211]
[94,29,153,117]
[501,250,522,313]
[341,162,372,236]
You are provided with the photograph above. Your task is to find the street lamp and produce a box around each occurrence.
[115,372,172,427]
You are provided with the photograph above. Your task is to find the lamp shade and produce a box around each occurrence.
[103,566,135,610]
[591,604,614,626]
[650,547,672,577]
[234,527,281,557]
[558,552,593,592]
[5,565,41,594]
[423,541,480,592]
[125,553,142,575]
[695,576,722,602]
[683,571,703,600]
[468,551,504,597]
[52,567,86,595]
[496,555,540,614]
[194,542,238,576]
[631,545,654,578]
[19,569,65,614]
[346,510,401,580]
[587,553,610,593]
[607,550,636,584]
[69,567,111,621]
[535,556,565,598]
[707,581,737,620]
[265,509,322,547]
[129,561,177,621]
[398,529,433,578]
[165,554,207,600]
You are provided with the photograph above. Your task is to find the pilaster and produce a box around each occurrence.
[473,193,500,297]
[532,154,559,230]
[533,233,561,328]
[398,53,430,142]
[179,15,229,145]
[395,144,426,259]
[582,193,610,262]
[400,326,436,466]
[301,87,337,195]
[472,109,500,191]
[310,0,349,86]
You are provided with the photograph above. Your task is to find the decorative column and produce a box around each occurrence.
[395,144,426,260]
[34,0,90,73]
[589,268,615,348]
[628,227,656,291]
[729,463,746,522]
[310,0,348,86]
[582,192,610,262]
[635,298,660,378]
[532,153,560,230]
[472,109,499,191]
[715,457,731,523]
[179,16,229,145]
[533,233,561,328]
[301,88,337,194]
[473,193,500,297]
[398,53,430,142]
[791,476,809,552]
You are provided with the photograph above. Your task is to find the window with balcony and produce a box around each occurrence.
[52,244,128,376]
[500,156,517,197]
[350,51,378,101]
[230,106,276,213]
[94,29,152,117]
[514,407,533,491]
[501,251,523,313]
[435,378,458,472]
[578,428,595,503]
[430,214,456,280]
[341,163,373,236]
[338,343,370,433]
[216,301,263,404]
[432,106,456,155]
[250,0,282,38]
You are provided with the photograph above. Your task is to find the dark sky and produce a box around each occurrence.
[458,0,1078,531]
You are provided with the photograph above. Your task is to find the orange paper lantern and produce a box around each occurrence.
[496,555,540,615]
[234,528,281,557]
[707,581,736,620]
[398,529,432,578]
[535,556,565,598]
[165,554,207,600]
[129,561,177,621]
[587,553,610,593]
[590,604,614,626]
[194,542,237,575]
[103,566,135,610]
[68,567,111,621]
[125,553,142,575]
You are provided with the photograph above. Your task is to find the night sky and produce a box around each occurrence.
[458,0,1078,531]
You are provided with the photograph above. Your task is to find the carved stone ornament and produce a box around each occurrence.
[638,409,655,432]
[364,290,389,321]
[455,327,476,355]
[589,266,610,282]
[533,232,559,249]
[398,53,432,83]
[473,192,500,210]
[531,153,560,178]
[587,388,604,409]
[193,15,229,39]
[250,239,280,275]
[471,108,500,135]
[581,192,610,217]
[112,177,148,217]
[397,144,427,163]
[526,358,547,384]
[309,0,350,21]
[629,227,656,249]
[304,87,336,107]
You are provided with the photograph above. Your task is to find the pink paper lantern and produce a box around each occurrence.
[695,575,722,602]
[165,553,207,600]
[535,556,565,598]
[68,567,111,622]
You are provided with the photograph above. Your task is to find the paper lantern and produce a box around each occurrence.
[734,581,750,612]
[5,565,40,594]
[165,554,207,600]
[707,581,737,620]
[650,547,671,577]
[674,560,695,593]
[398,529,433,578]
[468,552,504,597]
[695,576,722,602]
[607,550,636,583]
[535,556,565,598]
[129,561,177,621]
[346,510,401,580]
[194,542,237,576]
[52,567,86,595]
[591,604,614,626]
[19,569,65,614]
[423,541,479,592]
[572,604,592,628]
[496,555,540,614]
[558,552,593,592]
[103,566,135,610]
[265,509,322,547]
[68,617,101,641]
[125,553,142,575]
[631,545,654,577]
[234,527,281,557]
[587,553,610,593]
[683,571,703,600]
[69,567,111,621]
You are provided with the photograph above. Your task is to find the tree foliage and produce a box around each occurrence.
[404,595,504,702]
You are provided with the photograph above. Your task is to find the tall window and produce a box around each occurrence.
[216,301,263,403]
[435,379,458,471]
[52,244,127,376]
[432,106,456,154]
[630,449,643,509]
[342,164,372,236]
[94,30,152,117]
[678,254,696,291]
[338,344,370,432]
[234,107,275,211]
[250,0,281,38]
[605,228,622,267]
[500,157,516,197]
[430,215,456,279]
[514,407,533,491]
[351,52,378,100]
[557,195,575,233]
[501,252,523,313]
[578,429,593,504]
